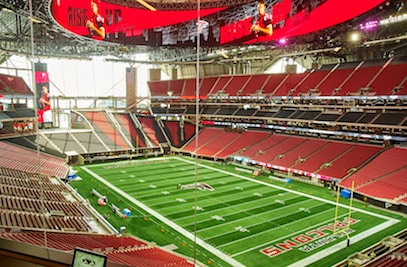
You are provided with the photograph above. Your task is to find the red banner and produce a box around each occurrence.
[50,0,225,40]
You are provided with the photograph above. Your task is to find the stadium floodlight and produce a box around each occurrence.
[349,32,361,43]
[278,38,288,45]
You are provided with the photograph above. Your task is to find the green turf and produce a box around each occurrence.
[70,156,407,267]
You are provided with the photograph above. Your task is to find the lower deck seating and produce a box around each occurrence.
[356,167,407,200]
[341,147,407,201]
[365,243,407,267]
[216,130,270,158]
[0,166,93,233]
[0,141,68,178]
[182,127,223,153]
[181,129,385,181]
[341,147,406,188]
[0,231,193,266]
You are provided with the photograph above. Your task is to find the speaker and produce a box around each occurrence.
[149,68,161,81]
[34,62,47,72]
[285,64,297,74]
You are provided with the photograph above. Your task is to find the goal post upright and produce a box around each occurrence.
[333,182,341,234]
[346,181,355,230]
[333,181,355,246]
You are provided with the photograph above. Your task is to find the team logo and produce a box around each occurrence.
[261,217,360,258]
[178,183,214,191]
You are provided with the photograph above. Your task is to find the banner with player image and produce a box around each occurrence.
[34,62,52,125]
[50,0,384,47]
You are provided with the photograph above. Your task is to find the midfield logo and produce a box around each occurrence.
[178,183,214,191]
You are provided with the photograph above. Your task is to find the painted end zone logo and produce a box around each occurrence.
[261,217,360,258]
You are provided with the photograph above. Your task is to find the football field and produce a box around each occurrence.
[79,156,401,267]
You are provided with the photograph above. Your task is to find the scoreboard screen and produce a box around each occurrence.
[50,0,384,47]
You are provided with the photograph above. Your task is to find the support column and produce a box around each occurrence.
[126,67,137,110]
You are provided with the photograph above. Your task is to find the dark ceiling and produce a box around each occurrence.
[0,0,406,77]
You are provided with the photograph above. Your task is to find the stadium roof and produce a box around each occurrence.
[0,0,406,75]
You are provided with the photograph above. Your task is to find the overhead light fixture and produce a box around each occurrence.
[349,32,360,43]
[0,4,14,12]
[137,0,156,11]
[219,51,229,59]
[380,13,407,25]
[214,49,229,59]
[28,16,42,23]
[278,38,288,45]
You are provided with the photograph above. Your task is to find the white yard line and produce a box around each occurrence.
[218,202,334,249]
[176,157,397,220]
[232,210,352,257]
[207,200,319,242]
[82,166,245,267]
[194,198,315,234]
[172,188,302,222]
